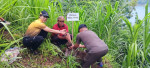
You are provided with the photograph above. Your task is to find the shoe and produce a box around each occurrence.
[33,51,39,55]
[30,49,39,55]
[99,62,103,67]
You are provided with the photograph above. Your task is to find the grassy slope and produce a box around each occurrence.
[2,0,150,68]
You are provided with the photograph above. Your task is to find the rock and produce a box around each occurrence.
[1,47,22,64]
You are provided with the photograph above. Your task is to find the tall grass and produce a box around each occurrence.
[1,0,80,67]
[0,22,22,58]
[1,0,149,68]
[143,1,150,65]
[122,2,150,67]
[0,0,17,17]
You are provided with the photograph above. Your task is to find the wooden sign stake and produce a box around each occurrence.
[72,21,74,43]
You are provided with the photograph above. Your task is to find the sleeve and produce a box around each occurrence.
[66,25,69,32]
[76,34,81,44]
[35,22,46,29]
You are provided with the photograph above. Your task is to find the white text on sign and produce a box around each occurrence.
[67,13,79,21]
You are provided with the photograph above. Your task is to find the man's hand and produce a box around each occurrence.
[0,17,5,22]
[60,29,66,32]
[79,44,86,48]
[68,45,74,50]
[59,29,66,35]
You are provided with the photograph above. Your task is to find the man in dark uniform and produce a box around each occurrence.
[70,24,108,68]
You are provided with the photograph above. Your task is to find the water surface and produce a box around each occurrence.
[129,5,150,25]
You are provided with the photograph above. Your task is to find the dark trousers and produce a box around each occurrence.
[23,30,48,51]
[82,49,108,68]
[50,34,72,47]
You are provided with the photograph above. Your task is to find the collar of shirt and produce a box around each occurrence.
[38,19,43,23]
[57,23,64,28]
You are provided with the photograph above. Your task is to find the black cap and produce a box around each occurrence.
[78,24,87,32]
[40,10,49,18]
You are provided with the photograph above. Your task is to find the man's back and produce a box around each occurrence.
[76,30,108,53]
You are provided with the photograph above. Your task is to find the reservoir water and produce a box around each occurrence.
[129,5,150,25]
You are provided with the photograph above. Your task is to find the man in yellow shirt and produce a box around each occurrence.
[23,10,66,54]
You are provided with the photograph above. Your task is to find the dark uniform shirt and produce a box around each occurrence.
[76,30,108,53]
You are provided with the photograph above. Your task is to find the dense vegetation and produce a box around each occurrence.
[0,0,150,68]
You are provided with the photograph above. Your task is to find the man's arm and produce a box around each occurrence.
[0,17,5,22]
[57,33,67,39]
[79,44,86,48]
[43,26,66,34]
[73,43,80,49]
[68,33,81,49]
[69,43,85,50]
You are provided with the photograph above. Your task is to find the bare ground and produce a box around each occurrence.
[14,50,112,68]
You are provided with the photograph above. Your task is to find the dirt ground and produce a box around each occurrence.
[15,50,112,68]
[17,51,62,68]
[1,30,13,40]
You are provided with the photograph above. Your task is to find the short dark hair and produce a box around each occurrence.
[78,24,87,32]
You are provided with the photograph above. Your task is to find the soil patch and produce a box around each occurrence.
[0,30,13,40]
[17,51,62,68]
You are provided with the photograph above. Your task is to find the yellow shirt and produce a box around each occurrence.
[25,19,46,37]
